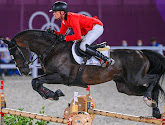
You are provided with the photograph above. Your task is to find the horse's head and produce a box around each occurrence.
[1,38,31,75]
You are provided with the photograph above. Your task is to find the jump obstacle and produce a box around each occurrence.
[0,80,165,125]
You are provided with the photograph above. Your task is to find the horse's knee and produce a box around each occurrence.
[31,78,42,91]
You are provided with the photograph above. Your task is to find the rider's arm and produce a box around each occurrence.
[65,17,82,42]
[54,22,68,35]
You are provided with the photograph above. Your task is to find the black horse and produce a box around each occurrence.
[2,29,165,118]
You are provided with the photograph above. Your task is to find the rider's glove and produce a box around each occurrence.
[46,28,54,34]
[58,34,66,42]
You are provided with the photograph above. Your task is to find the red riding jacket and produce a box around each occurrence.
[55,12,103,42]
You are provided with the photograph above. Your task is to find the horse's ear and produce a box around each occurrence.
[1,38,10,45]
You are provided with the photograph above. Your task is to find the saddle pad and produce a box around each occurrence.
[72,42,110,66]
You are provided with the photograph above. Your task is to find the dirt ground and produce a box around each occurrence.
[2,76,165,125]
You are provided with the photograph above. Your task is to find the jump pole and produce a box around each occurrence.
[84,85,165,125]
[88,109,163,124]
[0,80,69,125]
[0,80,93,125]
[1,80,165,125]
[1,108,68,124]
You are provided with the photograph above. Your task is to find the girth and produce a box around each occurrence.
[69,58,89,88]
[69,42,107,88]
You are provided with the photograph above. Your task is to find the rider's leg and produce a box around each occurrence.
[80,24,111,67]
[86,44,111,67]
[80,24,103,51]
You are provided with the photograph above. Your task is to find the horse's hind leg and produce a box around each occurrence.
[143,74,159,108]
[31,73,65,100]
[152,85,161,118]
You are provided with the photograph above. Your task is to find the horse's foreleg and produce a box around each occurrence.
[31,73,65,100]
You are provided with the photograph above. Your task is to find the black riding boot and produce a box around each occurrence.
[86,45,111,67]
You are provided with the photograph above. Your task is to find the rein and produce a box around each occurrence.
[36,31,69,61]
[37,39,58,60]
[29,40,59,66]
[33,30,70,62]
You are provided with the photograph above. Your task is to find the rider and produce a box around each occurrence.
[49,1,111,67]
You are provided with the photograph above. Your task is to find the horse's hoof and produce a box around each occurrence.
[153,113,161,118]
[153,107,161,118]
[54,96,59,101]
[54,89,65,101]
[55,89,65,97]
[143,97,157,108]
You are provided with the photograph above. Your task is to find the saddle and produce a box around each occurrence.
[70,41,108,88]
[75,41,107,59]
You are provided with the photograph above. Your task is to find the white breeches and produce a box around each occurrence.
[80,24,104,51]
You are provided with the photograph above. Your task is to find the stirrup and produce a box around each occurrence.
[100,58,115,68]
[100,59,110,68]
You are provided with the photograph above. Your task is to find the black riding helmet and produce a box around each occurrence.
[49,1,68,13]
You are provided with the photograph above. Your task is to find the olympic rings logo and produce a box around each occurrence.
[29,11,59,30]
[78,11,92,17]
[29,11,92,31]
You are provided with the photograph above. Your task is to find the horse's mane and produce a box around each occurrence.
[12,29,42,39]
[12,29,58,43]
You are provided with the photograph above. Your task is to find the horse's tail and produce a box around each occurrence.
[141,49,165,97]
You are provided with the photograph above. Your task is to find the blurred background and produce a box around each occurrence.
[0,0,165,45]
[1,0,165,77]
[0,0,165,77]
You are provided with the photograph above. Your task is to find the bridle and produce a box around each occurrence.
[8,41,32,68]
[32,32,62,61]
[9,31,66,68]
[9,36,59,68]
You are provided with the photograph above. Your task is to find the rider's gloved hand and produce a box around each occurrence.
[46,28,54,34]
[58,34,66,42]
